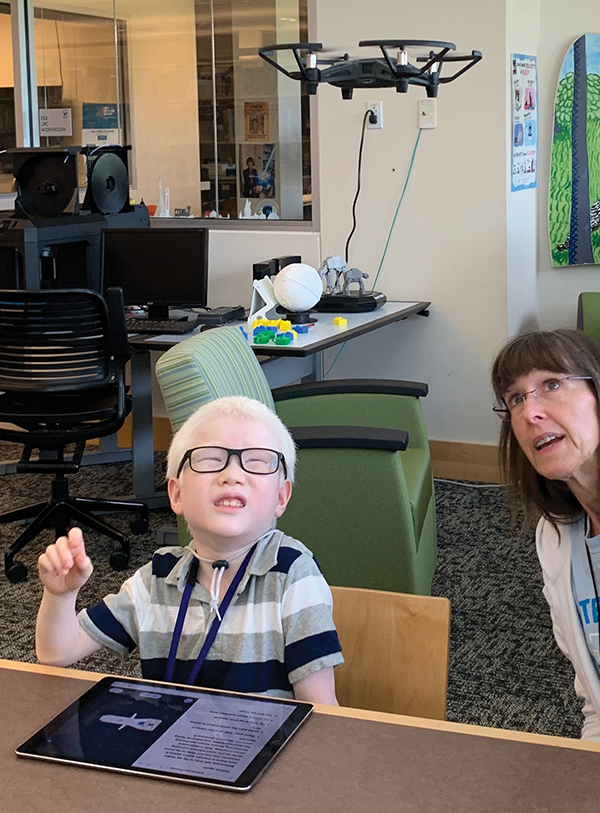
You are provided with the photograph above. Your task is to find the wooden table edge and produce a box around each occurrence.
[4,658,598,754]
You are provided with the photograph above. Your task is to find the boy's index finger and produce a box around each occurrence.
[67,527,86,554]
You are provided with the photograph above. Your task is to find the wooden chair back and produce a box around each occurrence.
[331,586,450,720]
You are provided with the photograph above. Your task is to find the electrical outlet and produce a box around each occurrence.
[418,99,436,129]
[367,101,383,129]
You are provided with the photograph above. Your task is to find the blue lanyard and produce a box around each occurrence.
[164,544,257,685]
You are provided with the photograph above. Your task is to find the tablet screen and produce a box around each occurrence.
[16,676,312,791]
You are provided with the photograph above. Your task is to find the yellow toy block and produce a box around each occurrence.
[333,317,348,326]
[279,320,292,332]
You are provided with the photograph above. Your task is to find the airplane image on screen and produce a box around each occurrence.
[99,713,162,732]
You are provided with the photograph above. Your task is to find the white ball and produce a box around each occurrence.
[273,263,322,312]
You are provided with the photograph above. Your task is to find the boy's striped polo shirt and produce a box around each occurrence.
[79,530,343,696]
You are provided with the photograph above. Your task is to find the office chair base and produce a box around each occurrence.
[6,562,28,584]
[2,494,149,583]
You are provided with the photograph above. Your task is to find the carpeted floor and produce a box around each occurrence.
[0,446,583,738]
[431,479,582,738]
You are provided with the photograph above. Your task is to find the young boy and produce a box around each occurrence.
[36,396,343,704]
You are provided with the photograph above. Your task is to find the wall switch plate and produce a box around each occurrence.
[367,101,383,129]
[418,99,436,129]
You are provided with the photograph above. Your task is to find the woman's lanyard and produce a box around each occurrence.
[584,539,600,664]
[165,543,257,685]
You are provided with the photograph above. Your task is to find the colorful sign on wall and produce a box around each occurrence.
[511,54,538,192]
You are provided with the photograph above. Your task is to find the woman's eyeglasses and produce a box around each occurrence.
[177,446,287,478]
[493,375,593,419]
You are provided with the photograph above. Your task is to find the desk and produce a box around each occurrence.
[3,660,600,812]
[128,300,430,507]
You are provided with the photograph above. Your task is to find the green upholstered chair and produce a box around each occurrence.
[155,326,436,595]
[577,293,600,345]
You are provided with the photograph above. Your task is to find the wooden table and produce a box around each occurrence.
[3,659,599,812]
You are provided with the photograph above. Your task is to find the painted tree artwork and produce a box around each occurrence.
[549,33,600,266]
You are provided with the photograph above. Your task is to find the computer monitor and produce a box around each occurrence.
[102,228,208,318]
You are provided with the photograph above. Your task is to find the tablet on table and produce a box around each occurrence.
[16,675,312,792]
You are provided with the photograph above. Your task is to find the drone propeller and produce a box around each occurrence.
[417,51,483,89]
[259,43,353,94]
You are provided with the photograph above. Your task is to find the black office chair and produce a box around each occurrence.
[0,288,149,583]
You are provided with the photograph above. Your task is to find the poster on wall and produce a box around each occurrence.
[511,54,538,192]
[244,102,269,142]
[239,143,275,199]
[549,33,600,267]
[82,103,121,146]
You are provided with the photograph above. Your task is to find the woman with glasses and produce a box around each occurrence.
[491,328,600,740]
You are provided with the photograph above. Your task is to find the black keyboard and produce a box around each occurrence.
[125,317,201,335]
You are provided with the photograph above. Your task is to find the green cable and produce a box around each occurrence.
[372,128,422,290]
[323,340,347,379]
[323,128,423,379]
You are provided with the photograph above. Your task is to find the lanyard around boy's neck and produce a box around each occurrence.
[164,543,257,685]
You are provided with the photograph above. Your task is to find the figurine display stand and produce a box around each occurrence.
[275,306,314,324]
[316,255,386,313]
[247,276,280,323]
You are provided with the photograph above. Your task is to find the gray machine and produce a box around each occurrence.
[0,145,149,291]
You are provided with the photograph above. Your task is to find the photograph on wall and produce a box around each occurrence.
[239,143,275,199]
[511,54,537,193]
[549,33,600,267]
[82,103,121,146]
[244,101,269,142]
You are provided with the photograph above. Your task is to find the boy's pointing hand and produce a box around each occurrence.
[38,527,93,595]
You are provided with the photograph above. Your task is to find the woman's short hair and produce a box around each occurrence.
[166,395,296,483]
[491,328,600,528]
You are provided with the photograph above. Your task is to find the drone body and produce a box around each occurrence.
[259,40,482,99]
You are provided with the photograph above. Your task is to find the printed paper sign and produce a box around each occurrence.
[39,108,72,136]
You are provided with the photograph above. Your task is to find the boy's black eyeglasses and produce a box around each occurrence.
[177,446,287,478]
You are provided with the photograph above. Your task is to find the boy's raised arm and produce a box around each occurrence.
[36,528,102,666]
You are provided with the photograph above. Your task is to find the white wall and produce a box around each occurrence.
[506,0,541,336]
[538,1,600,329]
[312,0,509,444]
[206,229,321,307]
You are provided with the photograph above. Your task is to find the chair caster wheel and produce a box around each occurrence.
[109,551,129,571]
[6,562,28,583]
[130,517,149,535]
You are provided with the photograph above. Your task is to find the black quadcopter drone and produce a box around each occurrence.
[259,39,482,98]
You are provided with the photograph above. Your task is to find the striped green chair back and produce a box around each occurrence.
[155,326,274,433]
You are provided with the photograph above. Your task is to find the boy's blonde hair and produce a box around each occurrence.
[166,396,296,483]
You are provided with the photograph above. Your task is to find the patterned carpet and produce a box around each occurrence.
[0,444,583,738]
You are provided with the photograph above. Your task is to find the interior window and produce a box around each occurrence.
[27,0,310,222]
[0,3,16,195]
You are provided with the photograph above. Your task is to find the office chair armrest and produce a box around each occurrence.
[273,379,428,401]
[289,425,409,451]
[105,287,131,362]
